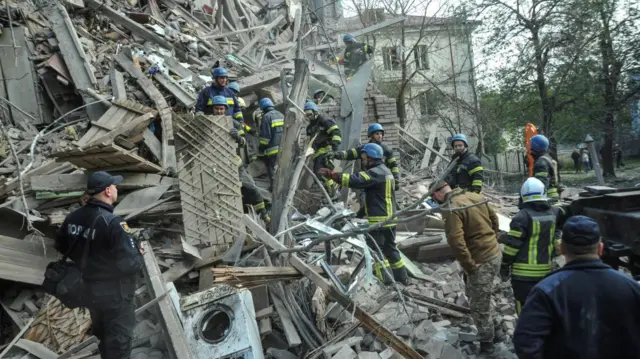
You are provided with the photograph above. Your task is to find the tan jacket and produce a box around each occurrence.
[441,188,501,272]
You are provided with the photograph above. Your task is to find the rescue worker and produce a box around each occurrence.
[228,82,254,135]
[305,101,342,195]
[529,134,560,201]
[257,98,284,191]
[312,89,326,104]
[514,216,640,359]
[429,180,501,354]
[237,97,259,163]
[500,177,569,314]
[195,67,245,124]
[330,123,400,189]
[337,34,374,79]
[318,143,408,284]
[211,96,270,225]
[228,81,240,95]
[446,134,483,193]
[55,171,143,359]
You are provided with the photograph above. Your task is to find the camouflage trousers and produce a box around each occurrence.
[465,254,501,343]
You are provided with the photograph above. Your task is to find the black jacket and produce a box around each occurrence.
[306,114,342,152]
[343,42,373,70]
[446,151,483,193]
[533,152,559,199]
[502,201,568,281]
[55,199,143,282]
[336,162,396,227]
[513,259,640,359]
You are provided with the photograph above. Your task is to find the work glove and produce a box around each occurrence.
[318,168,339,181]
[229,128,245,146]
[333,151,344,160]
[325,151,336,160]
[500,264,511,282]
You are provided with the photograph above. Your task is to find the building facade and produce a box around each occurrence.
[332,11,481,150]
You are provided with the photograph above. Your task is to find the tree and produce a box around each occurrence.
[343,0,485,151]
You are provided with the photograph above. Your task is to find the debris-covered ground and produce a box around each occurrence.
[4,0,636,358]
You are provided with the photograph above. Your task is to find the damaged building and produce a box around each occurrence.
[0,0,522,358]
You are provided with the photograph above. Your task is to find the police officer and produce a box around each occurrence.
[305,101,342,195]
[195,67,245,124]
[500,177,569,314]
[318,143,408,285]
[337,34,374,79]
[529,134,560,201]
[514,216,640,359]
[331,123,400,190]
[55,171,143,359]
[212,96,270,225]
[446,133,483,193]
[257,98,285,191]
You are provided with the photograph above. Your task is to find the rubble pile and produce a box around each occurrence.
[0,0,522,358]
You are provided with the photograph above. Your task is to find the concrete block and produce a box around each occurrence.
[440,343,464,359]
[357,352,381,359]
[396,325,412,338]
[378,348,402,359]
[332,345,357,359]
[434,320,451,328]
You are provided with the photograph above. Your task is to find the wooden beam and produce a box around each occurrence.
[30,172,177,192]
[395,124,449,161]
[271,292,302,347]
[236,14,285,57]
[243,215,423,359]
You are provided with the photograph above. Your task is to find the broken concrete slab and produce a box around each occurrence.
[331,345,357,359]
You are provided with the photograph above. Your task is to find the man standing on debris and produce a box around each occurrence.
[318,143,409,284]
[257,98,284,191]
[513,215,640,359]
[228,81,254,135]
[337,34,374,79]
[195,67,245,124]
[305,101,342,196]
[330,123,400,190]
[446,134,484,193]
[212,96,270,225]
[55,171,143,359]
[429,180,501,354]
[529,134,560,202]
[500,177,569,314]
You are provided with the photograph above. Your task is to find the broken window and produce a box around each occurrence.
[418,91,437,116]
[414,45,429,70]
[381,47,401,71]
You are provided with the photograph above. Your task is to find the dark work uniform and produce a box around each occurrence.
[502,201,568,313]
[258,107,285,190]
[195,84,244,123]
[342,42,374,78]
[446,151,483,193]
[55,199,142,359]
[307,114,342,192]
[233,119,266,215]
[336,140,400,188]
[514,260,640,359]
[335,162,408,283]
[533,152,559,201]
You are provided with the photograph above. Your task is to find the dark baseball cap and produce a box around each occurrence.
[562,215,601,246]
[87,171,123,195]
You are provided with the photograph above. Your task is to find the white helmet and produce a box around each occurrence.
[520,177,547,203]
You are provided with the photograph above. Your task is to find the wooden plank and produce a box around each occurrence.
[30,172,176,192]
[140,241,194,359]
[115,52,176,171]
[110,69,126,100]
[236,14,285,57]
[243,216,422,359]
[0,318,34,359]
[271,293,302,347]
[0,236,57,285]
[85,112,155,148]
[15,339,57,359]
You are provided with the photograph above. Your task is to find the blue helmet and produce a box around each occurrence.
[312,89,325,97]
[304,101,319,112]
[367,123,384,137]
[212,95,228,107]
[362,143,384,159]
[451,134,468,147]
[228,82,240,93]
[212,67,229,78]
[530,134,549,152]
[259,98,274,110]
[343,34,356,43]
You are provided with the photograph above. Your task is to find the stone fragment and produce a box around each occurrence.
[396,325,412,338]
[332,345,357,359]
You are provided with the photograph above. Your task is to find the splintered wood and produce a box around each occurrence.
[174,114,244,251]
[23,296,92,354]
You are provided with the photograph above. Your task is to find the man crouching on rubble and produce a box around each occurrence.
[55,171,143,359]
[429,180,501,354]
[318,143,409,285]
